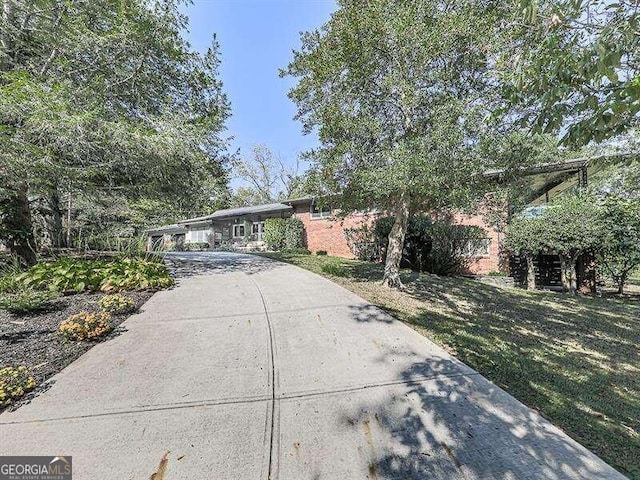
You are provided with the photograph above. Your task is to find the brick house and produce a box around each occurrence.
[146,197,501,274]
[146,158,599,279]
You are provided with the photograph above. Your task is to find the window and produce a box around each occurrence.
[233,224,246,238]
[189,228,210,244]
[252,221,265,240]
[310,203,332,219]
[464,238,491,257]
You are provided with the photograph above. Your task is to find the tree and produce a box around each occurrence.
[230,145,304,206]
[598,196,640,294]
[500,0,639,146]
[283,0,503,287]
[541,195,602,293]
[0,0,231,263]
[505,215,546,290]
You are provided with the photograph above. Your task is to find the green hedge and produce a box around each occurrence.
[264,217,304,251]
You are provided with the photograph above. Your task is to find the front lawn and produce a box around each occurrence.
[256,252,640,479]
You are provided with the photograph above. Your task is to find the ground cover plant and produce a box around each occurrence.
[4,257,173,294]
[255,252,640,478]
[0,289,57,315]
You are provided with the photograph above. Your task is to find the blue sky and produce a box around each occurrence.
[181,0,336,187]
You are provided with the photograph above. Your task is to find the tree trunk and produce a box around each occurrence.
[44,188,66,248]
[525,254,536,290]
[0,184,37,266]
[559,253,577,294]
[382,196,409,289]
[617,272,627,295]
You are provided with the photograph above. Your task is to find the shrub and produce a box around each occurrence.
[284,217,304,249]
[374,214,485,275]
[185,242,209,251]
[316,250,328,256]
[264,217,305,250]
[14,258,173,293]
[98,294,135,314]
[321,262,349,277]
[58,311,112,341]
[0,366,36,407]
[264,218,288,250]
[281,248,311,255]
[426,221,486,276]
[344,224,379,261]
[487,271,507,277]
[0,290,57,315]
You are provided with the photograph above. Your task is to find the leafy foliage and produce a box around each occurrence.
[283,0,503,286]
[499,1,639,146]
[263,218,288,250]
[316,250,328,256]
[14,258,173,293]
[598,196,640,293]
[507,195,603,292]
[374,215,486,276]
[0,366,36,407]
[281,248,311,255]
[0,0,232,263]
[0,289,57,315]
[58,311,112,341]
[184,242,210,252]
[98,294,135,314]
[284,217,304,249]
[263,217,304,251]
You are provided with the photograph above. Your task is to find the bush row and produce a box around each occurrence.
[345,214,486,276]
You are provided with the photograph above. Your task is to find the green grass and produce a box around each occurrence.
[256,252,640,478]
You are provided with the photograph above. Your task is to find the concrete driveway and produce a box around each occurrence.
[0,252,625,479]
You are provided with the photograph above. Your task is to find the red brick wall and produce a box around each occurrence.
[452,212,503,274]
[292,205,373,258]
[292,202,503,275]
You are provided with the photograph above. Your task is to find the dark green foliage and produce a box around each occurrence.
[320,262,348,277]
[0,289,57,314]
[264,218,304,251]
[316,250,328,256]
[263,218,288,250]
[598,196,640,294]
[14,258,173,294]
[284,217,304,249]
[281,248,311,255]
[344,224,379,261]
[426,221,487,276]
[372,215,485,275]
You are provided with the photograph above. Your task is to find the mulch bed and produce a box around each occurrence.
[0,290,154,413]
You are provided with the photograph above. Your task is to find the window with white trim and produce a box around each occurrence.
[464,238,491,257]
[310,203,332,219]
[189,228,210,243]
[233,224,246,238]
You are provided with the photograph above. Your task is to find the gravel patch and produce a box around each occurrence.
[0,290,154,412]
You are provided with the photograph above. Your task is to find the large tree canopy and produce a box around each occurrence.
[283,0,505,287]
[0,0,231,262]
[500,0,639,146]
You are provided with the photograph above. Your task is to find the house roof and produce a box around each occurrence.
[145,224,188,235]
[179,202,293,225]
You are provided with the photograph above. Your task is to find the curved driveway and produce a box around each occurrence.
[0,252,624,479]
